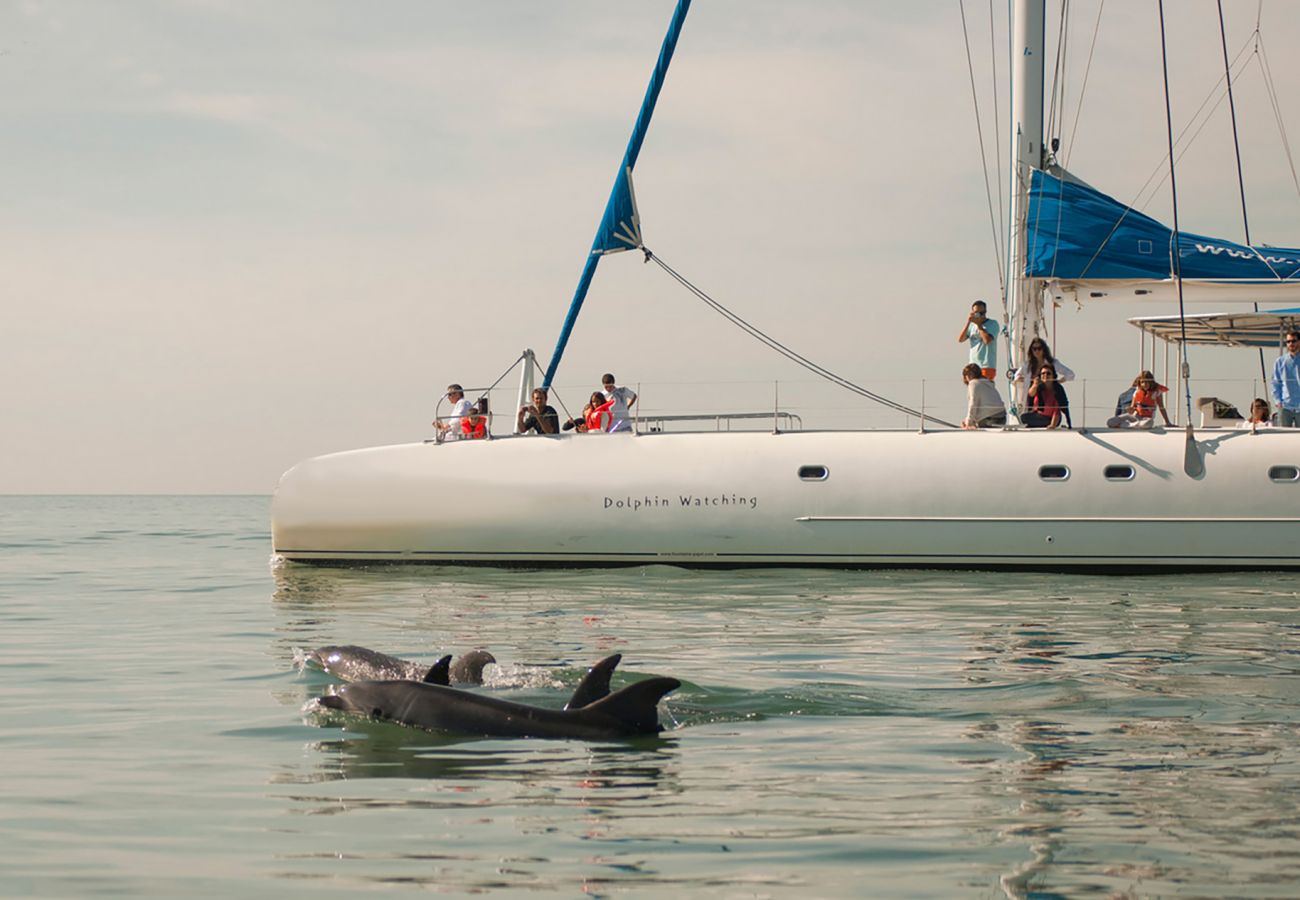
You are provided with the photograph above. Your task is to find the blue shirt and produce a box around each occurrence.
[966,318,999,370]
[1273,351,1300,411]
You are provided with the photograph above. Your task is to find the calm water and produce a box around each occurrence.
[2,496,1298,897]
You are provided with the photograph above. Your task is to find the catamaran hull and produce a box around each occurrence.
[271,430,1300,572]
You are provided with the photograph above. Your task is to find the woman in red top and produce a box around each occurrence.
[583,392,615,432]
[1023,364,1069,429]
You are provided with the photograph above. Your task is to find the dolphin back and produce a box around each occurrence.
[564,654,621,710]
[578,676,681,735]
[449,649,496,685]
[318,674,680,740]
[422,655,453,685]
[308,645,424,682]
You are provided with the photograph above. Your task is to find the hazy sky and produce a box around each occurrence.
[4,1,1299,492]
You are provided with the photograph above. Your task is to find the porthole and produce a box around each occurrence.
[1104,464,1135,481]
[1038,465,1070,481]
[798,465,829,481]
[1268,465,1299,483]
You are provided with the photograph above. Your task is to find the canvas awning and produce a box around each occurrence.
[1128,308,1300,348]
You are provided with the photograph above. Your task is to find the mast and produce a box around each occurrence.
[1007,0,1046,382]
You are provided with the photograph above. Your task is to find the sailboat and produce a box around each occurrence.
[272,0,1300,572]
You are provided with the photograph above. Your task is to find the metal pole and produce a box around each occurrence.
[919,379,926,434]
[772,381,779,434]
[515,349,536,434]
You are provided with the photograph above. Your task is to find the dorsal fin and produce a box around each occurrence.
[580,676,680,734]
[422,654,453,685]
[564,653,621,710]
[449,649,497,685]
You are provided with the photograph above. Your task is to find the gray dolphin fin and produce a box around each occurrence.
[449,649,497,685]
[564,653,622,710]
[422,655,453,685]
[581,676,681,734]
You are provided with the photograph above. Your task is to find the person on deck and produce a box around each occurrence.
[1272,330,1300,427]
[435,384,473,441]
[961,364,1007,429]
[1238,397,1274,431]
[957,300,999,381]
[1107,371,1172,428]
[517,388,560,435]
[1013,338,1075,384]
[461,399,488,439]
[1022,364,1069,429]
[563,393,615,433]
[601,374,637,433]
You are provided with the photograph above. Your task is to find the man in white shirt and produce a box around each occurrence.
[434,384,474,441]
[601,373,637,433]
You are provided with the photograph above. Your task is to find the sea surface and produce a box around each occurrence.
[2,495,1298,898]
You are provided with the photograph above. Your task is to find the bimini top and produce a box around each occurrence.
[1128,307,1300,348]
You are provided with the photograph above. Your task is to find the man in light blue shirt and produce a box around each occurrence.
[956,299,999,380]
[1272,330,1300,427]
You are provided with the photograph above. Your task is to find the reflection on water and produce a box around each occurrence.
[960,602,1300,898]
[261,558,1300,896]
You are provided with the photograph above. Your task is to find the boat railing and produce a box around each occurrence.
[422,376,1278,439]
[634,411,803,434]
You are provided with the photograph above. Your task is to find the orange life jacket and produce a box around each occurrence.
[584,400,615,432]
[461,416,486,439]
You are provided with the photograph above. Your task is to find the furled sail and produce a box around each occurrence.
[543,0,692,388]
[1026,168,1300,304]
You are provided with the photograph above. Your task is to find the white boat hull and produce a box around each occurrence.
[271,430,1300,571]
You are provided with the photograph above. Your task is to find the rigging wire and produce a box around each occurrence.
[1068,35,1255,280]
[1045,0,1073,157]
[1216,0,1268,387]
[642,248,958,429]
[1062,0,1106,167]
[958,0,1006,294]
[1255,30,1300,198]
[987,0,1004,265]
[1157,0,1201,478]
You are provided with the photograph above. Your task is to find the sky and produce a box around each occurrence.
[3,0,1299,493]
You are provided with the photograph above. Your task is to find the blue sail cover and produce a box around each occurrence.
[1026,169,1300,283]
[543,0,692,388]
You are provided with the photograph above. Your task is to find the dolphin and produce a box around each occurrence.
[318,654,679,740]
[305,645,496,685]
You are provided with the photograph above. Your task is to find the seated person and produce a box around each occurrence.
[435,383,473,441]
[960,364,1006,428]
[517,388,560,435]
[1107,371,1172,428]
[1021,364,1069,429]
[461,399,488,439]
[1238,397,1274,430]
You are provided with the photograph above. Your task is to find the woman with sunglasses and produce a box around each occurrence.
[1022,364,1069,429]
[1013,338,1073,410]
[1107,371,1173,428]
